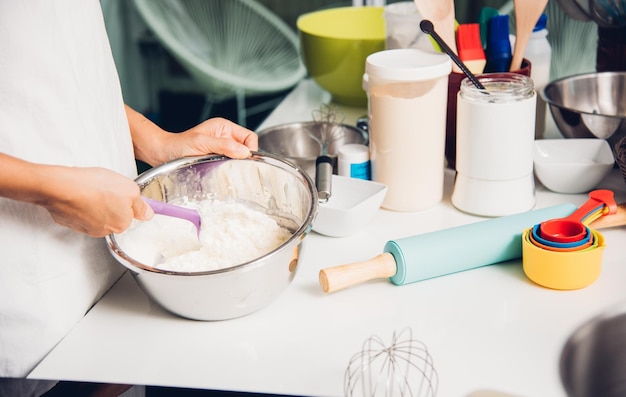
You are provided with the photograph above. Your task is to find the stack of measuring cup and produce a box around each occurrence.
[522,190,617,290]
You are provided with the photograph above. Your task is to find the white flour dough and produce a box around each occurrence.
[117,199,291,272]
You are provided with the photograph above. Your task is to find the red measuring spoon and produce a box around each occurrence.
[539,190,616,243]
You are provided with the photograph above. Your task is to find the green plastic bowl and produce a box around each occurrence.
[297,6,385,107]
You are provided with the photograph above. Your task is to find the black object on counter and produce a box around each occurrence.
[597,26,626,72]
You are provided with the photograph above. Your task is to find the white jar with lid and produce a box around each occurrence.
[452,73,536,217]
[364,49,451,211]
[338,143,371,180]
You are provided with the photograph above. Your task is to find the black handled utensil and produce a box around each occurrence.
[420,19,487,91]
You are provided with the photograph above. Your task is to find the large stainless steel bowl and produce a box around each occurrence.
[105,153,318,321]
[560,302,626,397]
[542,72,626,149]
[257,121,368,178]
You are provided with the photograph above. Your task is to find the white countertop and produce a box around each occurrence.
[30,79,626,397]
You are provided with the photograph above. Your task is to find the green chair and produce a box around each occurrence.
[132,0,307,126]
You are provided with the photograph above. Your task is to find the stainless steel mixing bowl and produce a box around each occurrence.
[105,153,318,321]
[542,72,626,149]
[560,302,626,397]
[257,121,368,178]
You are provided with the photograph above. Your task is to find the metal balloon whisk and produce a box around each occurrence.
[309,103,345,156]
[345,328,438,397]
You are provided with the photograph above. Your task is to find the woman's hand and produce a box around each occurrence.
[127,106,258,167]
[0,153,154,237]
[39,166,154,237]
[162,117,259,160]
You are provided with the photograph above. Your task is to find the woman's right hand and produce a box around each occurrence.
[0,153,153,237]
[39,166,154,237]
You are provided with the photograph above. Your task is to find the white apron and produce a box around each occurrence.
[0,0,137,380]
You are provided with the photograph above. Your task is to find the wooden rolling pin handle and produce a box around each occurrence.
[592,203,626,229]
[319,252,397,294]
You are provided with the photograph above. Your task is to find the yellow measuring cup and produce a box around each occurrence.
[522,228,606,290]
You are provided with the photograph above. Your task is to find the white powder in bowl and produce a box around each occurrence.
[117,199,292,272]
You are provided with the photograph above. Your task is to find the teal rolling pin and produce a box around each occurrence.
[319,203,577,293]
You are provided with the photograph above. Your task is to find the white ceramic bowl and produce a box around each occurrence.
[533,139,615,194]
[312,175,387,237]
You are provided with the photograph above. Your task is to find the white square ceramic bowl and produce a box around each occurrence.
[312,175,387,237]
[533,139,615,194]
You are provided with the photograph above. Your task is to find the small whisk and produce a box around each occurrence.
[309,103,346,155]
[345,328,438,397]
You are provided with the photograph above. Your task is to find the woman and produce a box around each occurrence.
[0,1,257,396]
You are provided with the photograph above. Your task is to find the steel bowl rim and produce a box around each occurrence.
[542,71,626,120]
[105,152,318,277]
[256,120,369,161]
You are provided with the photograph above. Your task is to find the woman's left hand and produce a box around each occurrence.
[166,117,258,160]
[127,105,258,166]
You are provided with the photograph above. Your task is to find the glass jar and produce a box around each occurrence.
[459,73,534,102]
[452,73,537,217]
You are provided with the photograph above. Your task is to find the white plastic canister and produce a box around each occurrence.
[364,49,451,211]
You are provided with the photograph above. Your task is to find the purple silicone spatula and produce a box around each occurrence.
[143,197,201,237]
